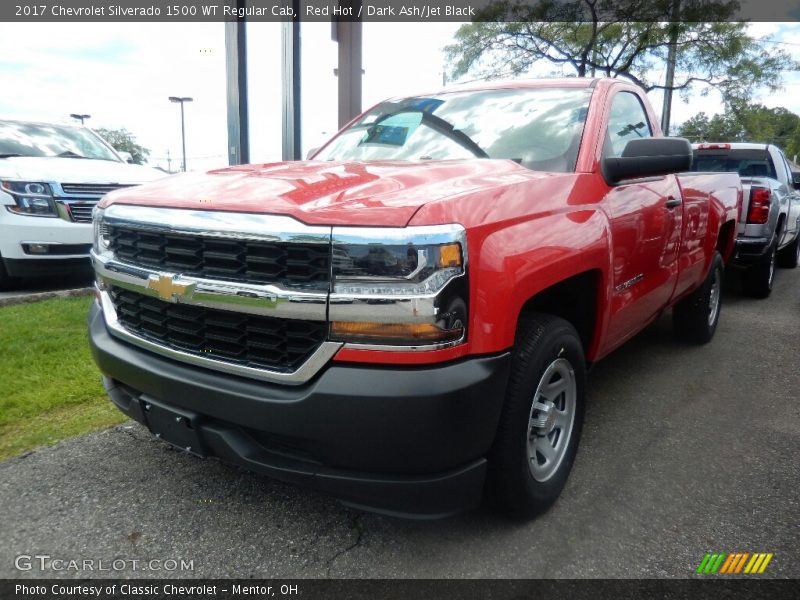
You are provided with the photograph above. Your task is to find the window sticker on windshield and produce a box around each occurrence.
[361,125,409,146]
[405,98,444,113]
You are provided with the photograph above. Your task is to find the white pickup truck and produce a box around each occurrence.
[692,143,800,297]
[0,119,165,289]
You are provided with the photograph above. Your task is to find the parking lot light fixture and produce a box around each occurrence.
[70,113,90,125]
[169,96,193,172]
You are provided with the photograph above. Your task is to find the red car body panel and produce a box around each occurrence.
[99,78,740,367]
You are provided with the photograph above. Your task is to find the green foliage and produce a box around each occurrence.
[678,103,800,158]
[445,0,797,106]
[0,296,125,460]
[95,127,150,165]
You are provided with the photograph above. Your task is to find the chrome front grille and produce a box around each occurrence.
[107,226,331,290]
[95,205,340,384]
[109,286,328,373]
[61,183,133,195]
[66,201,96,223]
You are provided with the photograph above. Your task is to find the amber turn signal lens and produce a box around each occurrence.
[438,243,462,268]
[331,321,463,344]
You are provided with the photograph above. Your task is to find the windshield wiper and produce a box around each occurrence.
[418,112,489,159]
[362,110,489,159]
[57,150,92,159]
[0,153,23,158]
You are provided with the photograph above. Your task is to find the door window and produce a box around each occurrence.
[603,92,652,158]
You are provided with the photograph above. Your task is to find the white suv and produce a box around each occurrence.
[0,119,165,288]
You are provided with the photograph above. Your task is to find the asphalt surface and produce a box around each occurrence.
[1,267,798,579]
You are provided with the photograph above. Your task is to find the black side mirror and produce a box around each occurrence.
[603,137,692,185]
[791,171,800,190]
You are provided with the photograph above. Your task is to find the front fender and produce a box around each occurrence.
[466,208,611,358]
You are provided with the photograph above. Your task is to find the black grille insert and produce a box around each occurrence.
[110,287,327,372]
[107,226,330,289]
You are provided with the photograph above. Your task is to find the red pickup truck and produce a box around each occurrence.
[89,78,741,518]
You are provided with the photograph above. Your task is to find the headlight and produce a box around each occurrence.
[329,224,468,347]
[92,207,111,255]
[1,181,58,217]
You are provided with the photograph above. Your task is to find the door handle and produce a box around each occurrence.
[665,196,681,209]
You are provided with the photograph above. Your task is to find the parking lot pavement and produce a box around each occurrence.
[1,268,798,580]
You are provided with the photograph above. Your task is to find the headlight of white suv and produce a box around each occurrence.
[1,181,58,217]
[329,224,468,347]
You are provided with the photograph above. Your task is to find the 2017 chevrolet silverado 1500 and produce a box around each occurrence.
[0,120,164,288]
[692,143,800,297]
[89,78,741,518]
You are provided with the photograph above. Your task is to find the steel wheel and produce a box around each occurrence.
[526,357,577,482]
[707,265,721,327]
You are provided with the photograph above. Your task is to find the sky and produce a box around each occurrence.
[1,21,799,172]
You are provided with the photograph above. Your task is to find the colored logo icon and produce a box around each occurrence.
[697,552,774,574]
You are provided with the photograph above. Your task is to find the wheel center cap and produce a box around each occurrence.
[532,400,557,435]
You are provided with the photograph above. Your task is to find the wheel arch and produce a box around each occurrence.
[515,269,603,361]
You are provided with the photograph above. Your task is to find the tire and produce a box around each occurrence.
[0,257,13,291]
[742,242,776,298]
[673,252,724,344]
[487,313,586,519]
[776,232,800,269]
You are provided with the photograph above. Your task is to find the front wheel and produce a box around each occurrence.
[673,252,724,344]
[488,314,586,518]
[0,257,12,291]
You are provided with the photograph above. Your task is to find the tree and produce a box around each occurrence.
[677,103,800,158]
[445,0,796,106]
[95,127,150,165]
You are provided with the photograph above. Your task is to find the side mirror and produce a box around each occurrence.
[305,147,319,160]
[791,171,800,190]
[603,137,692,185]
[118,151,135,164]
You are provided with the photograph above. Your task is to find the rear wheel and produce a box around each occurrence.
[673,252,724,344]
[742,242,776,298]
[488,314,585,518]
[777,232,800,269]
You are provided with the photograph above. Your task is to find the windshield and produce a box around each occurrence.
[692,149,777,179]
[315,87,593,173]
[0,121,121,161]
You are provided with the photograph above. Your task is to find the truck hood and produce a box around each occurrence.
[100,159,534,227]
[0,157,165,185]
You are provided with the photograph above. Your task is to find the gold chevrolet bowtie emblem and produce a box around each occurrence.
[147,274,194,302]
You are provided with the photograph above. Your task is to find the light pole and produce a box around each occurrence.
[168,96,193,171]
[70,113,90,125]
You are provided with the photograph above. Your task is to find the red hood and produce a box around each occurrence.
[99,159,532,227]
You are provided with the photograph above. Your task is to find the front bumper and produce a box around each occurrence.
[88,302,511,518]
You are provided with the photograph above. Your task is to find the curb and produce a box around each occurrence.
[0,287,94,308]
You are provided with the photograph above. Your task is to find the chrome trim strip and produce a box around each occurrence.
[103,204,332,243]
[331,223,468,266]
[93,251,328,321]
[99,289,342,385]
[329,294,440,324]
[342,333,466,353]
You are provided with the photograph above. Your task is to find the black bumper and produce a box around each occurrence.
[4,256,92,278]
[88,303,511,518]
[732,237,771,266]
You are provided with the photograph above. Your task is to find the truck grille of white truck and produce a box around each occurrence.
[65,201,96,223]
[61,183,134,195]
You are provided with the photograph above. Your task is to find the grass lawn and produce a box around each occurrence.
[0,296,126,460]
